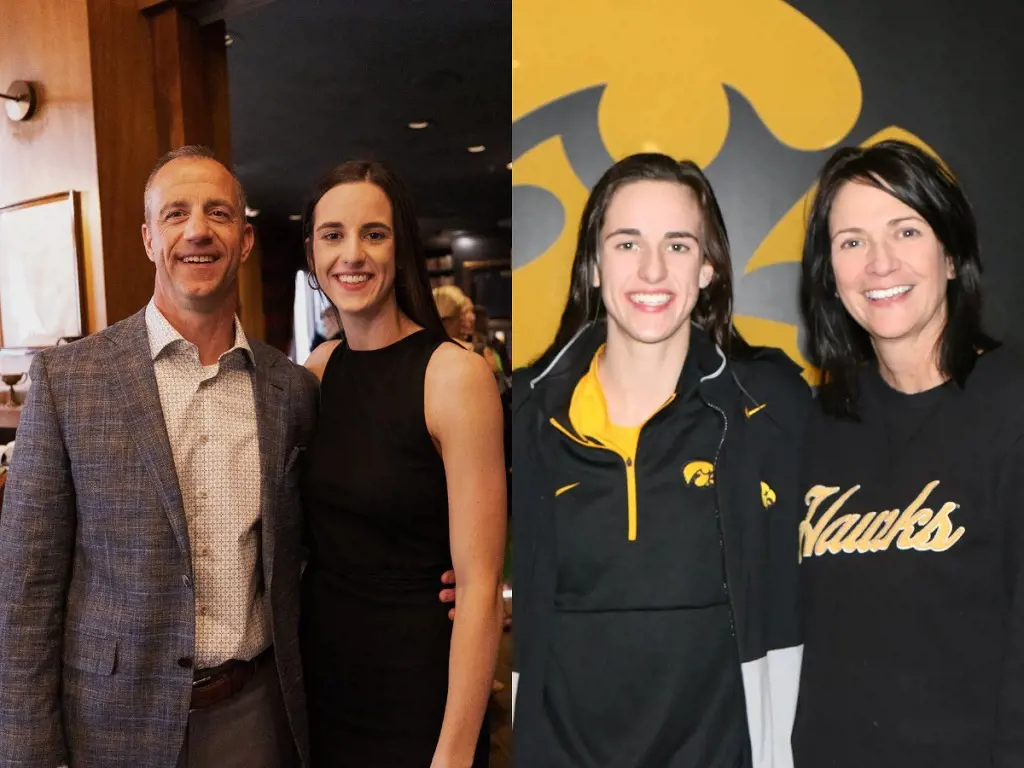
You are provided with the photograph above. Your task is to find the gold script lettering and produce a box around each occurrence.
[800,480,966,559]
[818,514,860,556]
[840,512,877,554]
[856,510,898,553]
[800,485,859,561]
[913,500,964,552]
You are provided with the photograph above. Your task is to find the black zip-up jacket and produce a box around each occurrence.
[511,324,811,767]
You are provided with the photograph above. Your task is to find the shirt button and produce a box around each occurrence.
[199,435,209,445]
[201,546,210,557]
[198,606,207,617]
[199,491,208,500]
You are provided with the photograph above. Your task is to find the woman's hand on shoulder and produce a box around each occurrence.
[304,340,342,382]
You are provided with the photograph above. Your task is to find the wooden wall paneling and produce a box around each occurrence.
[201,20,232,164]
[86,0,162,326]
[239,233,266,341]
[150,7,210,152]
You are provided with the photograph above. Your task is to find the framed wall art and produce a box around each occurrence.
[0,191,85,349]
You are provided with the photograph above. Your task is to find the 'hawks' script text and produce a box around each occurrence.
[799,482,965,561]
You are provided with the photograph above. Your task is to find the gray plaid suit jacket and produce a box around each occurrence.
[0,308,319,768]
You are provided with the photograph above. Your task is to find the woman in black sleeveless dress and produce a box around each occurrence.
[299,161,506,767]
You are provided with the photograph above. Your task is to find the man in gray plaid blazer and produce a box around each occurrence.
[0,146,318,767]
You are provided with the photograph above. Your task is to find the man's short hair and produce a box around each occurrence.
[143,145,248,223]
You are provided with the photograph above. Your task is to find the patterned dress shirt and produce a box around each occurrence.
[146,301,266,669]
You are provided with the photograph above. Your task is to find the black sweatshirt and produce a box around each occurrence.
[794,346,1024,767]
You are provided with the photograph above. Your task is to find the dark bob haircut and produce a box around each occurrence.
[303,160,445,339]
[537,152,747,365]
[800,139,997,419]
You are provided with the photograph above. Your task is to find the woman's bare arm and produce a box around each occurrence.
[425,343,506,767]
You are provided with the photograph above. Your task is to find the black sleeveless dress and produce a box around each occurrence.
[300,330,489,767]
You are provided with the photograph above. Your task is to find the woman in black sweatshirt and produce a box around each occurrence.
[512,153,810,767]
[794,139,1024,766]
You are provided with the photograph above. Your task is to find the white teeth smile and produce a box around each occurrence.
[629,292,672,307]
[182,255,216,264]
[865,285,912,300]
[336,274,370,284]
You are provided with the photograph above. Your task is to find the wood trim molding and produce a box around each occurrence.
[139,0,277,24]
[138,0,164,9]
[138,0,199,11]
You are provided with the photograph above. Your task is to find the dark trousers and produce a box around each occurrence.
[176,656,297,768]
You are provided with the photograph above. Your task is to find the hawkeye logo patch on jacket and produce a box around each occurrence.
[683,461,715,488]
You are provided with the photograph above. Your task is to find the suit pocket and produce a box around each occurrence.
[64,631,117,675]
[277,445,306,529]
[282,445,306,499]
[284,444,305,474]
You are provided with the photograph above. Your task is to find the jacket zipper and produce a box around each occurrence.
[549,419,641,534]
[549,392,675,543]
[550,417,636,536]
[705,399,741,649]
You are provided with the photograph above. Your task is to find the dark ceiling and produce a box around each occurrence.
[225,0,511,243]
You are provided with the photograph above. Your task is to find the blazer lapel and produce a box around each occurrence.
[251,345,289,586]
[109,309,191,560]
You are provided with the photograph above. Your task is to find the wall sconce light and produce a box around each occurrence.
[0,81,37,122]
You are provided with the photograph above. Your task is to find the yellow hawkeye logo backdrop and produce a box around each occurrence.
[511,0,955,374]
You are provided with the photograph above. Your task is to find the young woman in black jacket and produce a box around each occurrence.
[511,153,810,768]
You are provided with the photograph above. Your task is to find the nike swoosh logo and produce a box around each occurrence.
[745,403,767,418]
[555,482,580,497]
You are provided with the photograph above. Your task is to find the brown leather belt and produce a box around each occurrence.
[190,646,273,711]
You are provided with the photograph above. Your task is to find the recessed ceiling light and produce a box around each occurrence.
[288,214,302,222]
[245,206,259,218]
[468,145,486,153]
[408,121,430,130]
[506,161,512,170]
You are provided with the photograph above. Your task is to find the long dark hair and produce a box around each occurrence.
[535,153,747,366]
[800,139,997,419]
[303,160,446,338]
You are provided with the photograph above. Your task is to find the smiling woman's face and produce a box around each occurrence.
[829,180,953,346]
[598,180,713,348]
[309,181,397,320]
